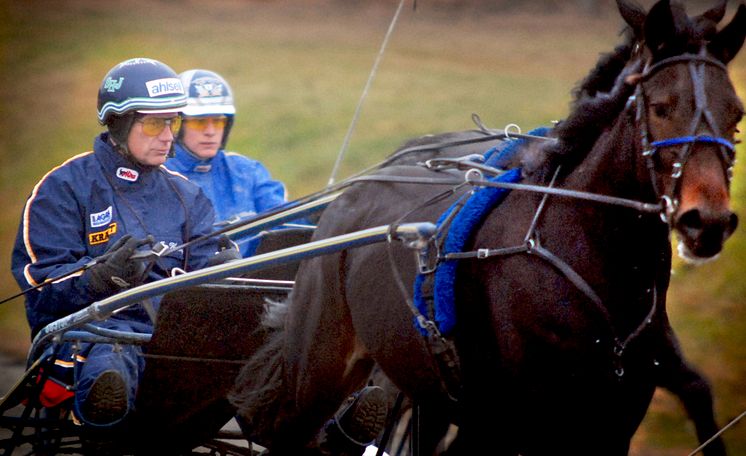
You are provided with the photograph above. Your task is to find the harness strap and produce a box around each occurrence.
[442,244,528,260]
[444,242,603,309]
[529,243,603,307]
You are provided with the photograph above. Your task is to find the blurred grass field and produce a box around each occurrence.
[0,1,744,454]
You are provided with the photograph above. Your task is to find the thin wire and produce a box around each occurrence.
[687,409,746,456]
[327,0,408,187]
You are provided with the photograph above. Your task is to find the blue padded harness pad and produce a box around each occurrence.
[413,127,550,336]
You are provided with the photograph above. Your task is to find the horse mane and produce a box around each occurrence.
[572,29,636,101]
[528,45,639,181]
[535,0,723,180]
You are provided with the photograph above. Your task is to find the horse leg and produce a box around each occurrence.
[656,323,726,456]
[661,372,725,456]
[272,252,380,455]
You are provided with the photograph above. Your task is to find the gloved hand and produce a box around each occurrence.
[87,234,155,296]
[207,235,242,267]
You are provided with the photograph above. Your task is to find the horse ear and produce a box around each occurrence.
[616,0,646,37]
[699,0,727,24]
[708,4,746,64]
[644,0,677,54]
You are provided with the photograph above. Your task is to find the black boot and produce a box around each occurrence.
[80,370,128,455]
[319,386,389,456]
[81,370,128,425]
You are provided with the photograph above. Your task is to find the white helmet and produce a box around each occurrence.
[179,69,236,116]
[178,69,235,149]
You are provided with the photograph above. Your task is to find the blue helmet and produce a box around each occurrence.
[178,69,236,148]
[97,58,187,126]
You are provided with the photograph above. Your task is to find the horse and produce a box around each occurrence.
[231,0,746,454]
[370,3,739,451]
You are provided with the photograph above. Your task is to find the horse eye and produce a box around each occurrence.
[651,103,671,119]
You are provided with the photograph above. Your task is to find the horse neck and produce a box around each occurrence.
[558,110,672,321]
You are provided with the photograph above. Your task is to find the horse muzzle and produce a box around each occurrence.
[674,207,738,264]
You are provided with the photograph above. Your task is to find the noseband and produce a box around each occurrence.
[632,51,736,223]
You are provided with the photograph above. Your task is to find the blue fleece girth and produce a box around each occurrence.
[413,127,550,336]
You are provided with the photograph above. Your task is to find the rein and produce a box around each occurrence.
[0,126,560,306]
[349,168,664,213]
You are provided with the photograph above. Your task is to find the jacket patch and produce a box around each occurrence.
[117,167,139,182]
[90,206,113,228]
[89,223,118,245]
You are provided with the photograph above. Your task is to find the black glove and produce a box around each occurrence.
[207,235,242,267]
[87,234,155,296]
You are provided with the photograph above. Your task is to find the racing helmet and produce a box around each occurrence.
[97,58,187,150]
[178,69,236,149]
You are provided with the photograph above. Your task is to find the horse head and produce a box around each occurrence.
[618,0,745,263]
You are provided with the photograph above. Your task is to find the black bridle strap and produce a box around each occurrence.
[637,52,735,220]
[639,54,728,80]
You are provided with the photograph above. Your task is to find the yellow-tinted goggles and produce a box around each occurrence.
[183,116,228,131]
[137,116,182,137]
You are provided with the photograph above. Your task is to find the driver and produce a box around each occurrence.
[10,58,236,438]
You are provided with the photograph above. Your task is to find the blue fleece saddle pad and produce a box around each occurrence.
[413,126,550,336]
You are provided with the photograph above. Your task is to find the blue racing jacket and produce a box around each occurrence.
[12,133,220,337]
[166,144,288,255]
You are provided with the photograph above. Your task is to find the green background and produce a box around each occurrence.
[1,1,744,454]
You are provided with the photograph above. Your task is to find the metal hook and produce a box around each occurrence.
[671,162,683,179]
[625,94,636,111]
[504,123,521,140]
[464,168,483,184]
[659,195,677,224]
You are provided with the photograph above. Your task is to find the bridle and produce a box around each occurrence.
[632,49,737,224]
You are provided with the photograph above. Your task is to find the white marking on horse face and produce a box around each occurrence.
[677,240,720,265]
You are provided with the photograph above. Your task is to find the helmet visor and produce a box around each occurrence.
[137,106,184,115]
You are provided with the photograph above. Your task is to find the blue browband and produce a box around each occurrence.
[650,135,735,152]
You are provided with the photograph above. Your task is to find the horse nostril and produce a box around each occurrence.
[675,208,738,259]
[677,209,703,232]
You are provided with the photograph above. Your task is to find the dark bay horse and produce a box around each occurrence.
[231,1,746,454]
